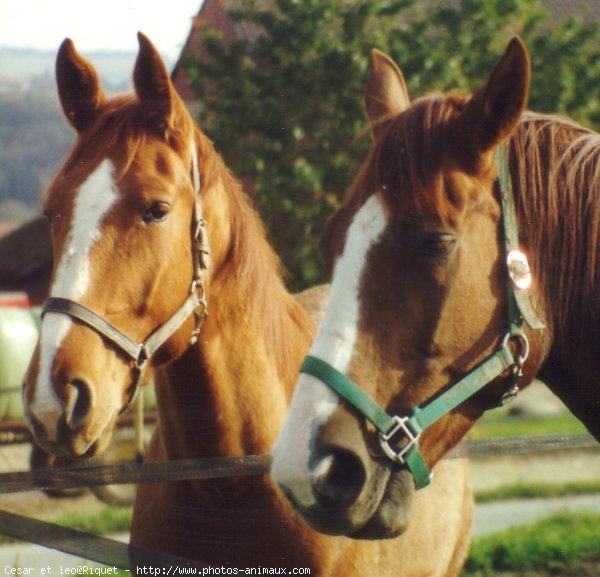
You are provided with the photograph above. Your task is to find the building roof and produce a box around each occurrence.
[0,216,52,304]
[171,0,272,101]
[543,0,600,21]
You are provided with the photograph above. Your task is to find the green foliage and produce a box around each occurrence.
[463,512,600,575]
[186,0,417,288]
[185,0,600,289]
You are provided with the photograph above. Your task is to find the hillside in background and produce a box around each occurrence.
[0,47,141,89]
[0,47,175,227]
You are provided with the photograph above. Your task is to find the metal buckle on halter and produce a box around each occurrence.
[190,301,208,346]
[499,332,530,405]
[501,331,530,365]
[193,218,211,270]
[378,415,421,464]
[188,280,208,346]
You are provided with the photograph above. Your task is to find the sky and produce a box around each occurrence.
[0,0,204,61]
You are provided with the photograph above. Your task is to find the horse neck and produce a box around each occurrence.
[510,115,600,377]
[160,141,314,458]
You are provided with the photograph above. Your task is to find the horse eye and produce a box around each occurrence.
[421,233,456,260]
[142,201,170,224]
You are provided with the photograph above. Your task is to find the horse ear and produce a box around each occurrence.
[459,37,530,157]
[134,32,175,134]
[365,49,410,140]
[56,39,105,133]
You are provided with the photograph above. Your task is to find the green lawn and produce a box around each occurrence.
[463,512,600,575]
[0,506,132,546]
[470,411,588,439]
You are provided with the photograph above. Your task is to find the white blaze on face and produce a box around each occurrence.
[272,194,387,506]
[29,160,119,435]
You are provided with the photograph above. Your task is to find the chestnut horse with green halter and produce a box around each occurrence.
[22,34,472,576]
[273,37,600,536]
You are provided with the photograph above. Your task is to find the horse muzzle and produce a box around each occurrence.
[23,348,120,459]
[273,403,416,539]
[307,448,414,539]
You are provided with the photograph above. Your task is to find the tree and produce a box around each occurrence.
[184,0,600,290]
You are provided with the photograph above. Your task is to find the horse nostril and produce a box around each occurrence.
[311,449,367,506]
[64,377,95,432]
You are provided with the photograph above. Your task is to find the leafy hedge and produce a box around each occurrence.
[185,0,600,289]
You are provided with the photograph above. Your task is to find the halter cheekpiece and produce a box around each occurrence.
[301,146,545,489]
[41,142,209,414]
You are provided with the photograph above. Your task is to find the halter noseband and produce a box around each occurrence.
[301,147,545,489]
[41,142,209,413]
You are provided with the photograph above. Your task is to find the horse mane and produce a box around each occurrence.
[509,113,600,355]
[197,129,314,384]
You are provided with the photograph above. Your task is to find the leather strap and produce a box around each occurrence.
[496,146,545,331]
[42,292,203,366]
[300,356,396,434]
[42,298,145,363]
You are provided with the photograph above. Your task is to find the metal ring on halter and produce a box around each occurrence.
[191,279,206,300]
[378,415,421,465]
[501,332,530,366]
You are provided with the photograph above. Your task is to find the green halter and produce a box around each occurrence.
[301,147,545,489]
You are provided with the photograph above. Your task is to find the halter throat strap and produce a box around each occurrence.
[41,141,209,413]
[301,146,544,490]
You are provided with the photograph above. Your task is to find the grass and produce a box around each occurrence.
[2,484,599,576]
[464,411,600,573]
[3,505,598,576]
[1,506,133,575]
[52,504,132,535]
[470,412,588,439]
[462,511,600,576]
[0,505,132,546]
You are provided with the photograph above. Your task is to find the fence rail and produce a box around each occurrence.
[1,433,597,495]
[0,432,598,571]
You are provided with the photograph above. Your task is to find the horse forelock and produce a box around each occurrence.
[349,93,470,228]
[319,94,471,278]
[57,93,197,182]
